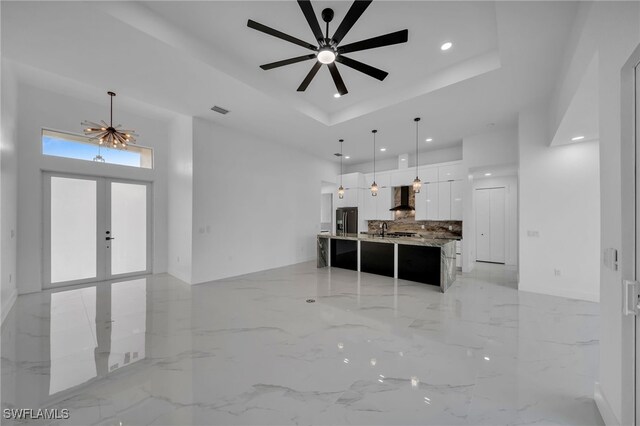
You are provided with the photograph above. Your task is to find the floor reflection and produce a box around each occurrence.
[1,264,603,426]
[47,279,147,398]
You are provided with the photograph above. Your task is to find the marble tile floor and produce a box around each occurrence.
[1,262,603,426]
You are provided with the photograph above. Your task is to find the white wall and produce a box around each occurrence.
[518,104,600,302]
[15,84,169,294]
[167,115,193,284]
[473,175,518,266]
[345,145,462,174]
[190,118,338,284]
[548,3,640,423]
[1,62,18,322]
[462,126,518,272]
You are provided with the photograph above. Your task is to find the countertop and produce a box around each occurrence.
[317,233,457,248]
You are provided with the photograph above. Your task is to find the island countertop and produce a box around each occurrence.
[317,232,457,248]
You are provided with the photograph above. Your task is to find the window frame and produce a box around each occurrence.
[41,128,154,170]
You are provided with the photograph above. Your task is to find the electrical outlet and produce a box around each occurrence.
[527,230,540,237]
[554,269,561,276]
[421,224,425,229]
[10,229,14,239]
[448,225,453,231]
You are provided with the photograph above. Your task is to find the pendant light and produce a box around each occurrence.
[413,117,422,193]
[82,91,138,149]
[370,130,378,196]
[338,139,345,199]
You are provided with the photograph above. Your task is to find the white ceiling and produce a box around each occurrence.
[1,1,579,165]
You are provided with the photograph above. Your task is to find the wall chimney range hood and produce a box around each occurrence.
[390,186,415,211]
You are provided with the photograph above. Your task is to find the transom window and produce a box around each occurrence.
[42,129,153,169]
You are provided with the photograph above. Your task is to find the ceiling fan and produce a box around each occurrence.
[247,0,408,96]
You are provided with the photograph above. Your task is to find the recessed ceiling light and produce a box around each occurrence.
[571,135,585,141]
[380,148,386,152]
[441,42,453,51]
[425,138,433,142]
[401,158,406,161]
[484,173,492,176]
[344,156,350,159]
[334,93,341,98]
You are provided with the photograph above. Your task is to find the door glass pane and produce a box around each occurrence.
[51,177,97,283]
[111,182,147,275]
[49,287,97,395]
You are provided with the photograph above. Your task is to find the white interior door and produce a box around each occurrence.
[490,188,506,263]
[476,189,491,261]
[475,187,506,263]
[635,56,640,424]
[44,174,151,288]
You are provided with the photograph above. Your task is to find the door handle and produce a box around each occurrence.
[105,237,115,241]
[624,280,640,316]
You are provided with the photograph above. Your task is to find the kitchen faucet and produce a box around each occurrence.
[381,222,388,237]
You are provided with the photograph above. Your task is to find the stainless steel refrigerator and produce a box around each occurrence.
[336,207,358,234]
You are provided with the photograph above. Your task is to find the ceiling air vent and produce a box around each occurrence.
[211,105,230,115]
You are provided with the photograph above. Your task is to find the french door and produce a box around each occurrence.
[43,173,152,288]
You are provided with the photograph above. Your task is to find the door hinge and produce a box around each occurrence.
[624,279,640,315]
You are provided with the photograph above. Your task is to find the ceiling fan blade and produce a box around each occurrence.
[297,0,325,43]
[247,19,317,51]
[336,55,388,81]
[331,0,372,45]
[297,61,323,91]
[328,62,348,96]
[338,29,408,54]
[260,54,317,70]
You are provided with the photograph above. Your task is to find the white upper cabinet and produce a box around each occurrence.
[451,180,463,220]
[418,166,438,183]
[362,172,393,220]
[437,181,451,220]
[356,163,466,222]
[425,182,439,220]
[438,164,465,182]
[335,172,364,208]
[390,169,415,187]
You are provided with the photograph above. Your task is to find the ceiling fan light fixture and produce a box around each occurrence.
[317,47,336,64]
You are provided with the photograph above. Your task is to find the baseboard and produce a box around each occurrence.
[518,282,599,303]
[594,382,620,426]
[1,287,18,325]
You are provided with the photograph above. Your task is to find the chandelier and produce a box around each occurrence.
[82,91,138,149]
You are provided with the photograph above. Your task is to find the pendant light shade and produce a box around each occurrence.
[413,117,422,194]
[338,139,345,199]
[371,130,378,196]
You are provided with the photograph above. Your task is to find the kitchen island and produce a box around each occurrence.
[317,233,457,292]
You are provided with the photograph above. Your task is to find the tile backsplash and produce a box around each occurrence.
[365,186,462,238]
[367,219,462,238]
